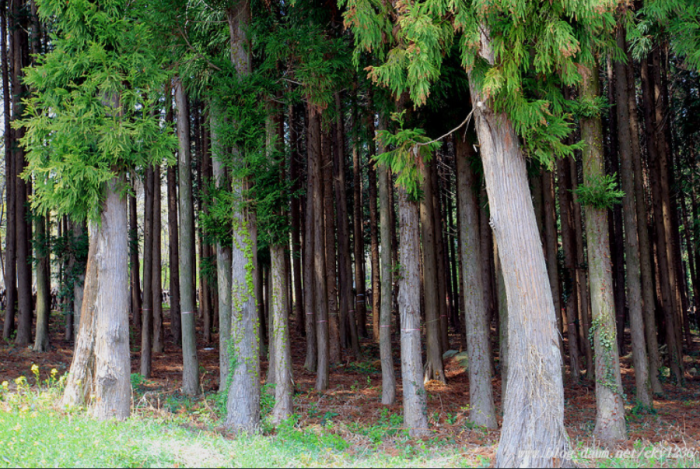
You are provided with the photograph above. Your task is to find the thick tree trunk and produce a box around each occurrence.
[271,245,293,423]
[641,58,683,384]
[33,215,50,352]
[614,34,653,407]
[420,158,446,384]
[175,78,200,396]
[580,65,627,444]
[225,0,260,432]
[397,186,429,437]
[322,130,341,364]
[333,94,360,356]
[377,118,396,405]
[211,107,233,391]
[152,164,164,354]
[455,134,497,428]
[470,30,570,467]
[140,166,154,378]
[91,176,131,421]
[557,157,581,380]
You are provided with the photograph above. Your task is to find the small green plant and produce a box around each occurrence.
[130,373,145,389]
[446,413,458,425]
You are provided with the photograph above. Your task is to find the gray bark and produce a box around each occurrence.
[455,135,497,428]
[271,246,293,423]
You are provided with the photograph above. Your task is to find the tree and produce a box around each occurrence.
[20,0,173,419]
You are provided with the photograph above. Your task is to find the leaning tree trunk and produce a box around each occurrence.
[614,32,652,408]
[469,29,571,468]
[580,64,627,444]
[91,175,131,421]
[455,134,497,429]
[397,185,429,437]
[175,78,200,396]
[211,106,233,391]
[271,245,293,423]
[378,118,396,405]
[420,158,446,384]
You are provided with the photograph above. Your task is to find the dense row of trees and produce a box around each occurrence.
[1,0,699,466]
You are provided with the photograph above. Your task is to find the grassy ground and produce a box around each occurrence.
[1,369,699,468]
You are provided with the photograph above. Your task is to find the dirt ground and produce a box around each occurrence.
[2,309,699,458]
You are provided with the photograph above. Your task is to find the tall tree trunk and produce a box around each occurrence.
[33,214,50,352]
[352,140,368,338]
[1,0,16,341]
[91,176,131,421]
[420,158,446,384]
[290,104,305,338]
[309,107,329,391]
[470,30,571,467]
[495,239,508,399]
[211,106,233,391]
[73,222,86,342]
[614,32,653,407]
[557,157,581,380]
[175,78,200,396]
[580,65,627,443]
[397,185,429,437]
[166,96,181,346]
[140,166,154,378]
[641,57,683,384]
[367,112,381,342]
[152,164,164,354]
[271,245,293,423]
[225,0,260,431]
[333,95,360,356]
[456,134,497,428]
[432,158,450,352]
[13,0,32,347]
[377,117,396,405]
[304,108,318,372]
[322,130,341,364]
[129,187,142,337]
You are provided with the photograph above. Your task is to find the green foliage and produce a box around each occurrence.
[375,111,441,198]
[18,0,176,222]
[573,173,625,210]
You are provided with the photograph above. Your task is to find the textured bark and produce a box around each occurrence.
[129,189,142,336]
[166,122,181,345]
[495,240,508,399]
[73,222,86,342]
[352,141,368,338]
[290,104,305,338]
[271,246,293,423]
[13,0,32,347]
[225,0,261,432]
[175,78,200,396]
[309,108,330,390]
[62,225,98,408]
[456,135,497,428]
[614,34,653,407]
[641,58,683,384]
[322,130,341,364]
[33,215,50,352]
[470,30,570,467]
[303,109,318,372]
[152,164,164,354]
[420,158,446,384]
[378,118,396,405]
[557,157,581,380]
[333,94,360,356]
[140,166,154,378]
[397,186,429,437]
[367,113,381,342]
[211,107,233,391]
[91,176,131,421]
[580,65,627,444]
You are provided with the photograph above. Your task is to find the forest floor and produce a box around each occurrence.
[1,309,700,467]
